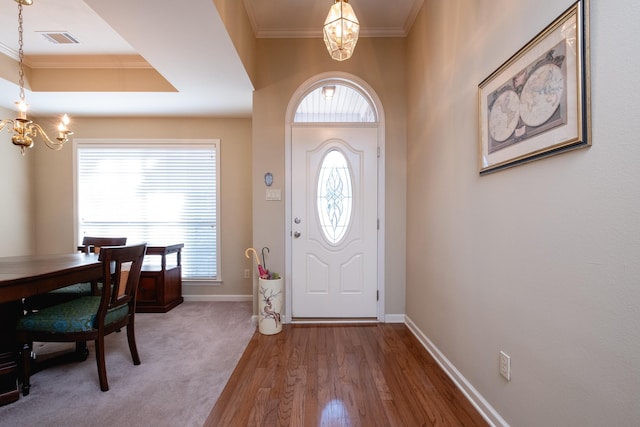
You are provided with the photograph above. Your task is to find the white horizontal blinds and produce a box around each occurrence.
[77,142,219,280]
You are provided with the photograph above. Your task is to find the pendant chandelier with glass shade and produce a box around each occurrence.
[0,0,73,154]
[323,0,360,61]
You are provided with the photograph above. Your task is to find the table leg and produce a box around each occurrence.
[0,301,21,405]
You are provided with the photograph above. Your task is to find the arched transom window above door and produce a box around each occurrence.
[294,83,377,123]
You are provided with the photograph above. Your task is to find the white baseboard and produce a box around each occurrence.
[404,315,509,427]
[384,313,405,323]
[183,294,253,302]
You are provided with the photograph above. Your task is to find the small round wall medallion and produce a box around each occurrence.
[264,172,273,187]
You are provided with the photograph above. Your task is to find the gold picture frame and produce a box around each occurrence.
[478,0,590,175]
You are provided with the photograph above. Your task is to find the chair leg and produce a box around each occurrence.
[94,335,109,392]
[74,341,89,361]
[19,342,33,396]
[126,323,141,365]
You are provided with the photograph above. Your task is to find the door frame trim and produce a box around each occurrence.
[284,72,386,323]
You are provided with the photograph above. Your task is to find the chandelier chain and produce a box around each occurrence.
[17,2,25,102]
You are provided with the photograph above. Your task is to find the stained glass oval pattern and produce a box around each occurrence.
[317,149,353,244]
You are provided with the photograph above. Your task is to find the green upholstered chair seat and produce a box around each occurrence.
[49,282,94,295]
[17,296,129,333]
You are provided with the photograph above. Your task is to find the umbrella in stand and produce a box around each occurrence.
[261,247,270,272]
[245,247,269,279]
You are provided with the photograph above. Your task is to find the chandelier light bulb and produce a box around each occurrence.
[16,100,28,119]
[57,114,73,141]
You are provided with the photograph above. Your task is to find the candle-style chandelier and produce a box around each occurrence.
[0,0,73,154]
[323,0,360,61]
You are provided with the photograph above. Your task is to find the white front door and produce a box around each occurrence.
[291,126,378,318]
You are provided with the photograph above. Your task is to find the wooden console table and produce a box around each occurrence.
[136,244,184,313]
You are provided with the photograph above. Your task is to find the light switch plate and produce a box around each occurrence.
[266,188,281,201]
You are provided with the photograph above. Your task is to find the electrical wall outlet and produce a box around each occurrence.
[499,351,511,381]
[244,269,251,279]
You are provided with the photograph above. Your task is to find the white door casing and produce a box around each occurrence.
[291,126,378,318]
[284,72,386,323]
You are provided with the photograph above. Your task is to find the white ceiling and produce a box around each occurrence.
[0,0,422,118]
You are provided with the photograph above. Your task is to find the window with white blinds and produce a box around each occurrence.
[76,140,220,280]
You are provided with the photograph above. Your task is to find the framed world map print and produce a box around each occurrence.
[478,0,590,175]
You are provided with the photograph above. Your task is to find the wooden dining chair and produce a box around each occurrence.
[78,236,128,255]
[16,243,147,395]
[23,236,128,313]
[73,236,128,296]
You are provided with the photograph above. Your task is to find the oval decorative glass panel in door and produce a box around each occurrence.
[316,149,353,245]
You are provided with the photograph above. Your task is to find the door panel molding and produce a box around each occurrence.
[291,127,377,318]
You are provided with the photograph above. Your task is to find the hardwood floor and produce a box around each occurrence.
[205,323,488,426]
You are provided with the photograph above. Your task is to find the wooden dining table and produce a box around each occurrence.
[0,252,102,405]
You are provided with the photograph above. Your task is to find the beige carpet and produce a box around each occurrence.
[0,301,255,427]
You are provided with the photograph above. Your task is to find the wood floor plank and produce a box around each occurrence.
[204,324,488,427]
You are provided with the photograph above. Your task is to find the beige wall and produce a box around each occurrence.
[0,106,35,256]
[213,0,258,85]
[31,117,253,298]
[407,0,640,425]
[0,54,19,88]
[252,37,408,317]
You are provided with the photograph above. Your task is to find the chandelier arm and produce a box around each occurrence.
[28,122,66,150]
[0,119,15,132]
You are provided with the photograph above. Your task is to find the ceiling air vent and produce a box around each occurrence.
[39,32,80,44]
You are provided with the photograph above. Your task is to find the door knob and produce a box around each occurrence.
[293,231,301,238]
[294,217,301,224]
